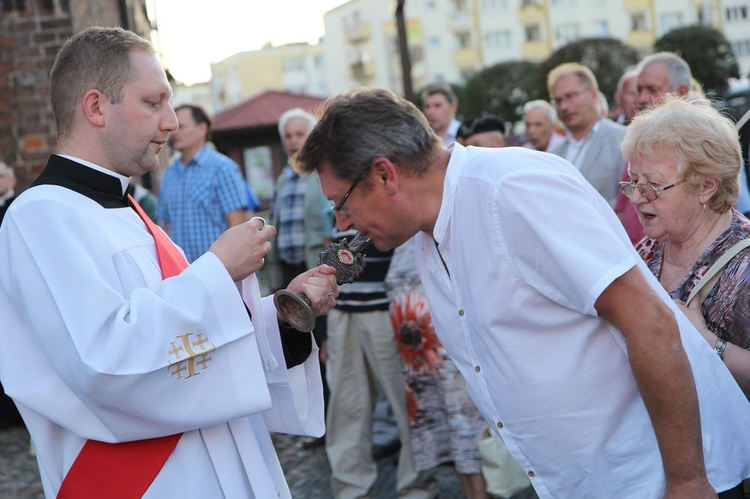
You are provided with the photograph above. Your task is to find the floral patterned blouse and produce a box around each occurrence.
[636,208,750,349]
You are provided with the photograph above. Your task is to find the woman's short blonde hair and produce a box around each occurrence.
[621,95,742,213]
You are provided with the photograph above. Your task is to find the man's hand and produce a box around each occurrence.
[664,477,717,499]
[287,265,338,317]
[209,218,275,281]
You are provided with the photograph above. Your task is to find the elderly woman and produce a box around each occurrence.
[620,95,750,396]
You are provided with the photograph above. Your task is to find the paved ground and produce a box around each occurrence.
[0,425,469,498]
[0,424,541,498]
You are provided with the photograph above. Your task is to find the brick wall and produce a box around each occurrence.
[0,0,153,191]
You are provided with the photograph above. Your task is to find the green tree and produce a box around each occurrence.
[539,38,641,106]
[461,60,544,127]
[653,25,739,96]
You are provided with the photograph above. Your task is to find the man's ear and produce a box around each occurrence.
[370,157,400,195]
[81,89,107,128]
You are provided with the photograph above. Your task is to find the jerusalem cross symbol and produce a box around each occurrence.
[168,333,216,379]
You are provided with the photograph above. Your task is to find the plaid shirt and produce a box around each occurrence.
[157,146,247,262]
[274,167,307,264]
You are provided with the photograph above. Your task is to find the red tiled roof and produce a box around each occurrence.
[213,90,326,132]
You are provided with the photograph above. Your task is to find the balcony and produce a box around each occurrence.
[449,11,473,31]
[623,0,650,12]
[452,47,480,69]
[628,30,655,48]
[519,2,546,24]
[345,23,371,44]
[348,59,376,82]
[522,40,550,61]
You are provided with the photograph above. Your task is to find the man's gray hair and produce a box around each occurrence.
[278,108,317,138]
[523,100,557,124]
[637,52,692,91]
[616,68,639,93]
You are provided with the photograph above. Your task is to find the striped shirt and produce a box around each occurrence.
[157,146,247,262]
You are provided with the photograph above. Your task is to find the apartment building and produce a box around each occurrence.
[210,42,326,113]
[321,0,749,95]
[0,0,155,190]
[201,0,748,120]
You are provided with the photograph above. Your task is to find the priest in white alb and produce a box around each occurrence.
[0,26,338,498]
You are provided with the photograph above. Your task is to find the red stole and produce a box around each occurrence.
[57,195,187,499]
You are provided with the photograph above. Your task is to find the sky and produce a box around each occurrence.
[151,0,351,86]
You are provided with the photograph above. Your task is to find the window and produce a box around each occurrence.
[555,23,579,44]
[452,0,468,12]
[658,12,684,33]
[485,30,512,50]
[525,24,542,42]
[726,5,749,22]
[282,58,304,72]
[481,0,508,11]
[733,39,750,56]
[595,20,609,36]
[456,32,471,49]
[631,12,647,31]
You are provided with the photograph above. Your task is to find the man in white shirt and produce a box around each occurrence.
[0,26,339,498]
[296,87,750,499]
[520,100,564,152]
[421,84,461,147]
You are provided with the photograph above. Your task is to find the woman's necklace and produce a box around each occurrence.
[660,212,726,292]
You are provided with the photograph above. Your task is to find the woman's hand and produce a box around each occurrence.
[674,299,715,345]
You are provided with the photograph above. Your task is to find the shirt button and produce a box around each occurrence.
[458,309,465,316]
[474,365,481,373]
[496,421,503,429]
[528,471,535,478]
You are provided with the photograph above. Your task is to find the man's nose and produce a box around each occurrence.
[334,211,351,231]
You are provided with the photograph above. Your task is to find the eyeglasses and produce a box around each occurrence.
[618,179,684,202]
[331,165,370,215]
[551,87,591,107]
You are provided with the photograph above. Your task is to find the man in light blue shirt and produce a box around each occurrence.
[157,105,248,262]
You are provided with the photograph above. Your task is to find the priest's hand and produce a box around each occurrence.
[287,265,338,316]
[209,217,276,281]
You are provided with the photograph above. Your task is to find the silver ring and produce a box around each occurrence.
[250,216,266,228]
[327,290,334,297]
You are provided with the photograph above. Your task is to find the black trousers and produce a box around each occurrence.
[718,482,745,499]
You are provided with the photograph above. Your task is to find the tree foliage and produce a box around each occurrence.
[461,60,544,126]
[654,25,740,96]
[539,38,641,106]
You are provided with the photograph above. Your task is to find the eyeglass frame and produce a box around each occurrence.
[550,87,591,107]
[331,164,371,215]
[618,179,685,201]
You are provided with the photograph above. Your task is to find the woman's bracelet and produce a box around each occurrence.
[714,337,727,361]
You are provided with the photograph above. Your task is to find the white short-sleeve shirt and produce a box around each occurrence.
[415,144,750,498]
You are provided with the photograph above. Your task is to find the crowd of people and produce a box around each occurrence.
[0,24,749,499]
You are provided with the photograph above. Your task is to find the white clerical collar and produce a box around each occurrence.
[58,154,130,195]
